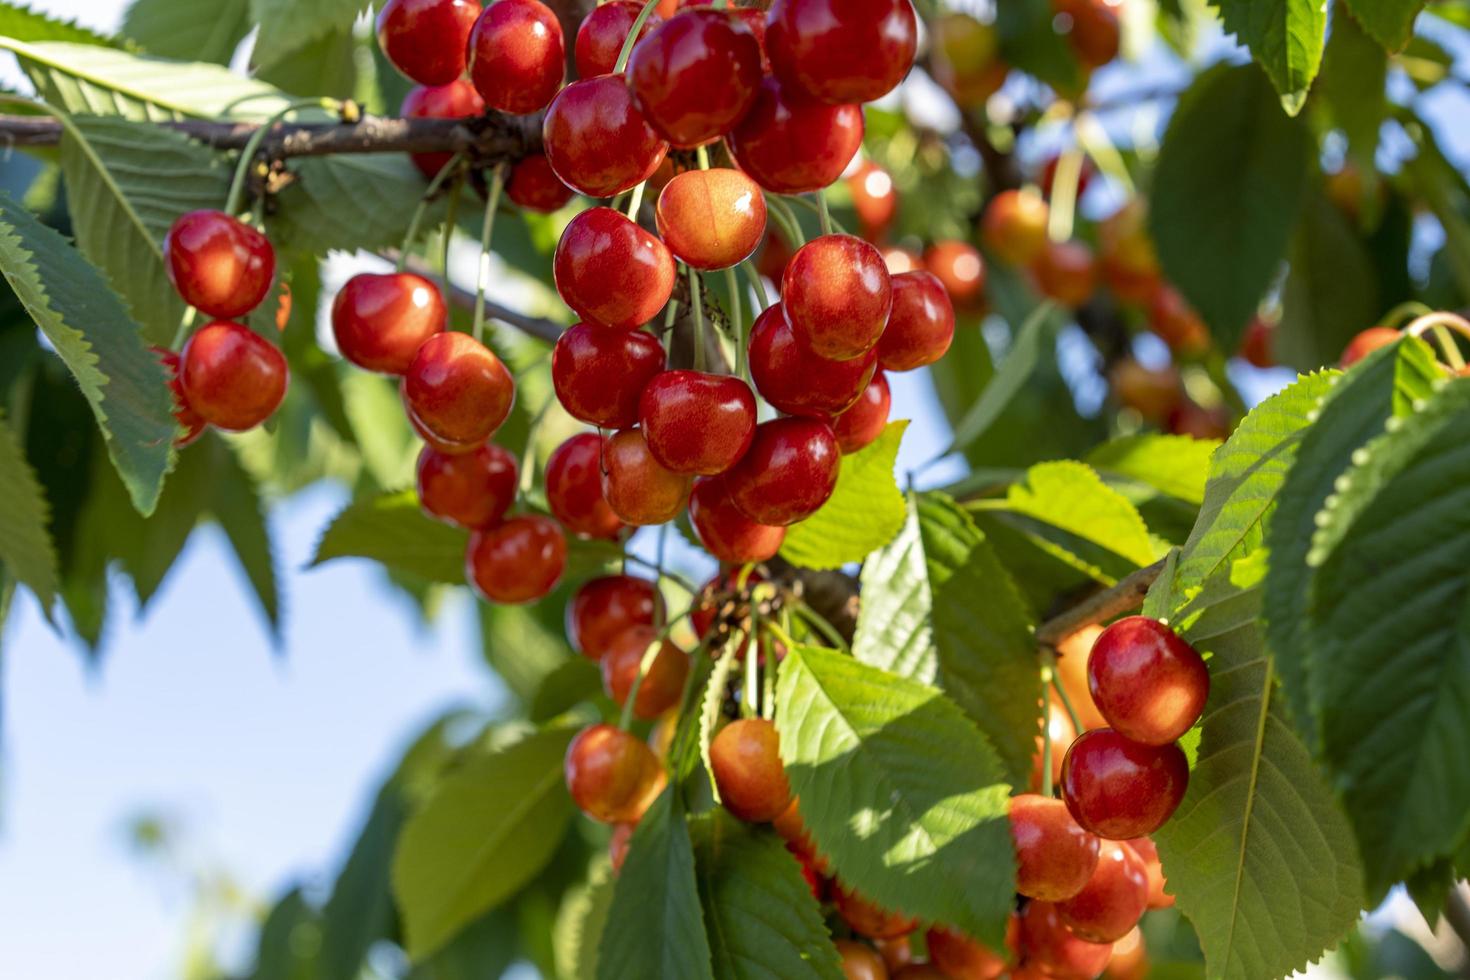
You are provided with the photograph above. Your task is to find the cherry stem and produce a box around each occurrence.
[225,98,337,220]
[1074,111,1134,195]
[623,552,699,596]
[741,260,770,311]
[763,612,780,721]
[744,615,760,718]
[625,180,647,220]
[1040,664,1056,797]
[723,265,742,370]
[783,193,845,235]
[1431,326,1468,371]
[696,144,711,171]
[472,164,508,344]
[1380,300,1434,331]
[169,306,197,351]
[764,195,806,248]
[613,0,662,75]
[1046,146,1085,243]
[1404,312,1470,370]
[517,395,558,497]
[1051,672,1083,737]
[793,601,849,653]
[814,192,832,236]
[397,152,465,273]
[1034,557,1168,649]
[689,265,706,372]
[440,176,463,300]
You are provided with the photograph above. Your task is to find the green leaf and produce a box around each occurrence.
[1405,859,1455,929]
[1086,434,1219,506]
[250,0,369,62]
[0,406,58,611]
[320,783,410,980]
[411,909,519,980]
[553,859,616,980]
[392,725,578,960]
[255,28,359,101]
[209,436,280,635]
[853,494,936,682]
[1277,189,1382,372]
[1320,8,1387,206]
[247,888,321,980]
[780,421,907,570]
[995,0,1085,96]
[690,814,845,980]
[121,0,251,64]
[0,191,175,514]
[1150,64,1314,351]
[529,656,603,723]
[313,490,468,583]
[1341,0,1424,50]
[0,0,121,45]
[946,302,1058,454]
[597,790,714,980]
[1001,460,1159,572]
[1404,117,1470,302]
[1206,0,1326,112]
[700,642,741,804]
[775,644,1016,949]
[270,155,446,255]
[1304,377,1470,898]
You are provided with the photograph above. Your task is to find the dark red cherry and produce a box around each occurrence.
[575,0,664,77]
[179,321,288,432]
[767,0,917,104]
[1239,315,1275,369]
[602,625,690,719]
[689,475,785,564]
[566,574,660,660]
[748,304,877,418]
[833,886,916,941]
[507,154,575,212]
[331,272,445,375]
[544,75,670,198]
[832,372,890,455]
[655,168,767,270]
[1056,839,1148,943]
[628,9,762,149]
[724,417,840,526]
[415,443,517,530]
[783,234,892,360]
[709,717,792,822]
[466,514,566,604]
[1017,901,1112,980]
[1087,616,1209,746]
[376,0,480,85]
[1061,729,1189,840]
[546,432,626,540]
[1010,793,1100,903]
[164,211,275,319]
[403,332,516,447]
[1032,239,1098,309]
[879,270,954,372]
[601,428,693,526]
[638,370,756,475]
[926,920,1017,980]
[565,723,666,823]
[467,0,565,115]
[551,323,665,428]
[402,80,485,180]
[152,347,206,447]
[554,208,677,329]
[726,76,863,195]
[1149,284,1209,355]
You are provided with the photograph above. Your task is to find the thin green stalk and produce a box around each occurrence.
[782,193,846,235]
[1046,147,1085,243]
[613,0,662,74]
[744,624,760,718]
[226,98,336,218]
[170,307,197,351]
[689,265,706,372]
[794,603,849,653]
[723,265,742,367]
[626,180,647,219]
[741,259,771,310]
[1047,651,1083,735]
[517,395,558,496]
[696,144,711,170]
[440,176,463,299]
[1041,669,1055,798]
[815,192,832,236]
[1431,325,1467,370]
[619,615,687,731]
[765,194,807,247]
[472,164,508,343]
[397,152,464,273]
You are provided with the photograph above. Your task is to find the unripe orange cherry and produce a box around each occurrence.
[601,428,693,526]
[565,723,666,823]
[601,626,690,720]
[709,717,791,822]
[179,321,288,432]
[1057,839,1149,943]
[656,168,768,270]
[415,443,517,530]
[980,190,1049,267]
[165,211,275,320]
[1018,900,1113,980]
[1032,239,1098,309]
[926,919,1017,980]
[332,272,446,375]
[834,940,888,980]
[847,160,898,241]
[923,240,986,309]
[466,515,566,604]
[1056,624,1109,731]
[1010,792,1100,902]
[1087,616,1209,746]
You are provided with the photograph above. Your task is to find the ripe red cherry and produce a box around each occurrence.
[467,0,565,115]
[1061,729,1189,840]
[1032,239,1098,309]
[552,324,665,428]
[404,392,480,455]
[1149,284,1209,355]
[923,240,986,309]
[402,80,485,179]
[165,211,275,319]
[565,723,666,823]
[416,443,517,530]
[1054,0,1121,68]
[767,0,917,104]
[725,417,840,526]
[403,332,515,446]
[602,626,690,719]
[152,347,206,447]
[848,161,898,241]
[179,321,288,431]
[547,432,625,540]
[331,272,445,375]
[555,208,676,330]
[710,718,791,822]
[880,270,955,372]
[749,304,877,417]
[783,235,892,360]
[689,475,786,564]
[1340,325,1400,367]
[726,76,863,194]
[602,428,692,525]
[1125,836,1175,909]
[638,370,756,475]
[926,920,1017,980]
[507,155,575,213]
[575,0,664,77]
[834,940,887,980]
[466,514,566,604]
[1239,315,1275,369]
[834,886,916,940]
[628,9,763,148]
[1010,793,1100,902]
[1087,616,1209,745]
[1057,840,1148,943]
[832,373,890,455]
[376,0,480,85]
[655,169,768,270]
[1017,901,1112,980]
[567,574,660,660]
[544,75,669,198]
[980,189,1050,267]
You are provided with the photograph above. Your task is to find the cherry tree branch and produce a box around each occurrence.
[1034,558,1168,649]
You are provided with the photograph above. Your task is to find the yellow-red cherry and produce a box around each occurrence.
[544,75,670,198]
[467,0,565,115]
[466,514,566,604]
[1061,728,1189,840]
[1087,616,1209,746]
[1125,835,1175,909]
[601,428,693,526]
[165,211,275,320]
[710,717,792,822]
[555,207,676,330]
[601,625,690,720]
[1010,792,1101,902]
[1032,239,1098,309]
[566,574,661,661]
[781,233,893,361]
[575,1,664,77]
[1340,325,1401,367]
[152,346,206,447]
[923,240,986,310]
[749,304,877,418]
[848,161,898,242]
[926,920,1017,980]
[834,940,888,980]
[834,885,916,941]
[1054,0,1121,68]
[980,189,1050,267]
[547,432,626,541]
[551,323,665,429]
[402,81,484,180]
[507,154,575,213]
[767,0,917,105]
[689,475,786,564]
[375,0,479,86]
[332,272,446,375]
[638,370,756,475]
[727,76,863,195]
[1057,839,1148,943]
[564,722,666,823]
[628,8,763,149]
[832,372,891,455]
[403,331,515,447]
[179,321,288,432]
[416,443,517,530]
[656,169,767,271]
[1017,900,1113,980]
[724,417,840,526]
[880,270,955,372]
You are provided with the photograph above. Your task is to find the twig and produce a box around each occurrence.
[384,250,565,344]
[1034,558,1167,649]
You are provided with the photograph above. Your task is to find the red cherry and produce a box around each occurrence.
[1061,729,1189,840]
[609,821,635,873]
[1053,0,1121,68]
[467,0,565,115]
[403,332,515,447]
[1057,840,1148,943]
[164,211,275,320]
[601,625,690,719]
[544,75,670,198]
[1166,399,1230,441]
[926,920,1017,980]
[506,154,575,213]
[401,80,485,180]
[726,76,864,194]
[601,428,693,525]
[1010,793,1100,902]
[179,321,288,431]
[555,208,676,330]
[551,323,665,428]
[466,514,566,604]
[980,189,1050,267]
[689,475,786,564]
[1340,325,1401,367]
[404,391,481,455]
[1125,836,1175,909]
[566,574,660,660]
[782,234,892,360]
[880,270,956,372]
[547,432,626,540]
[152,347,206,447]
[724,417,840,526]
[834,940,888,980]
[416,443,517,530]
[831,372,890,455]
[1099,200,1161,305]
[710,718,791,822]
[575,0,664,77]
[847,161,898,241]
[1032,239,1098,309]
[655,168,768,271]
[923,240,986,309]
[1087,616,1209,746]
[565,722,666,822]
[767,0,917,104]
[834,885,916,941]
[1239,315,1275,369]
[628,9,763,149]
[331,272,446,375]
[376,0,480,85]
[1017,901,1113,980]
[638,370,756,475]
[748,304,877,417]
[1149,284,1210,355]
